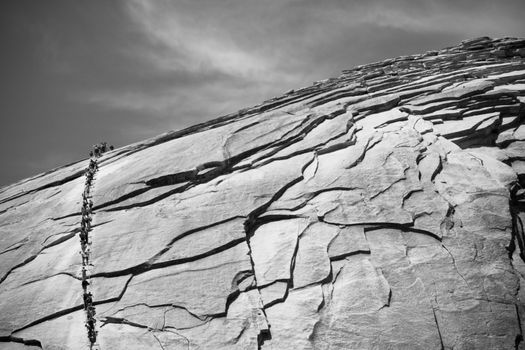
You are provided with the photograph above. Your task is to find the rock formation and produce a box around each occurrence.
[1,36,525,349]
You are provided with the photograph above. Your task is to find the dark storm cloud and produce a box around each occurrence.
[1,0,524,186]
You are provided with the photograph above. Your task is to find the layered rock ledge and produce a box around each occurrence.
[1,36,525,349]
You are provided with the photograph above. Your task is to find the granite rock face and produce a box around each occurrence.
[2,37,525,349]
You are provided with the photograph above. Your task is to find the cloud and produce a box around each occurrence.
[123,0,285,80]
[82,0,305,121]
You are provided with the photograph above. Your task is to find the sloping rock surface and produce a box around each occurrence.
[2,36,525,349]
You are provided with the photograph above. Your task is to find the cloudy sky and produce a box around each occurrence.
[1,0,524,186]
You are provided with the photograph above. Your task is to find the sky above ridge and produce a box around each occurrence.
[0,0,524,186]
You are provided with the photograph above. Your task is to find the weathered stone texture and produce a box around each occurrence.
[1,37,525,349]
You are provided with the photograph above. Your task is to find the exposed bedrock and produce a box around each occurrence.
[1,37,525,349]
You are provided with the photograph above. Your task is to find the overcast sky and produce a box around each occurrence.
[1,0,524,186]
